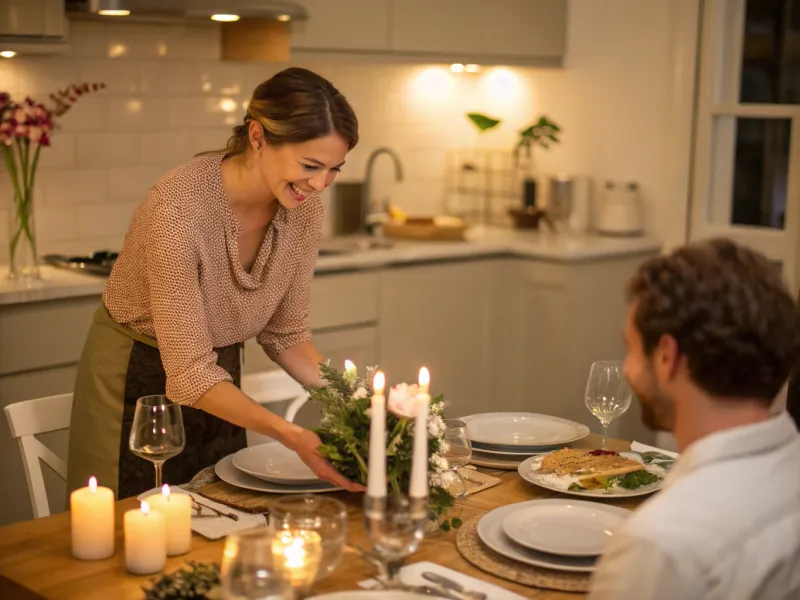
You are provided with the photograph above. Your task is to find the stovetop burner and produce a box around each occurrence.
[43,251,118,277]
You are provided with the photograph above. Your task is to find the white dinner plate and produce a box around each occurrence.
[216,454,341,494]
[232,443,320,485]
[501,500,630,556]
[310,593,422,599]
[476,500,597,572]
[462,413,589,448]
[468,445,551,457]
[518,453,667,498]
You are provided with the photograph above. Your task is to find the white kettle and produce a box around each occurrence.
[594,181,643,237]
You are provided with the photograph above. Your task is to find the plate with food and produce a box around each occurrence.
[518,447,676,498]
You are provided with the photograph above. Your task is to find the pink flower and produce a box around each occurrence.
[387,383,421,419]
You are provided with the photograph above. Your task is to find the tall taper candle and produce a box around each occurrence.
[70,476,115,560]
[410,367,431,498]
[367,371,387,498]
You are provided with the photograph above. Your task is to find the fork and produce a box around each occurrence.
[191,499,239,521]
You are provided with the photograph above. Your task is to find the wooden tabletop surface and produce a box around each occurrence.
[0,434,647,599]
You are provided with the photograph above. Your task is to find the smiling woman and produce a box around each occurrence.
[66,68,365,500]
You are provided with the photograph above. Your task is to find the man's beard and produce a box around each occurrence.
[634,381,676,432]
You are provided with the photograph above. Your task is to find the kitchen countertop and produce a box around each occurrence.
[0,227,661,306]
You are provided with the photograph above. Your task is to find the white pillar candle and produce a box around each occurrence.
[344,359,357,384]
[410,367,431,499]
[147,485,192,556]
[367,371,387,498]
[124,500,166,575]
[70,476,115,560]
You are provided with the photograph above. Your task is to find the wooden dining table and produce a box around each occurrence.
[0,434,648,599]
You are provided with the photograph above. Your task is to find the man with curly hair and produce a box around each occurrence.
[589,239,800,600]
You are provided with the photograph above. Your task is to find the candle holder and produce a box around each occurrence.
[220,528,292,600]
[268,495,347,581]
[271,529,323,599]
[363,493,429,588]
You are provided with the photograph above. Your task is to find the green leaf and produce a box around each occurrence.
[440,521,451,532]
[451,518,463,529]
[467,112,501,132]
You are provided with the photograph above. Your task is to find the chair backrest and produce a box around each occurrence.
[241,370,308,424]
[4,393,73,519]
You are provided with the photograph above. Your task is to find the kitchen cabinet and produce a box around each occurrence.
[391,0,566,63]
[290,0,566,65]
[377,260,496,418]
[289,0,391,52]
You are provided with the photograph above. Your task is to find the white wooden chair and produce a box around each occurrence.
[241,370,309,446]
[4,393,73,519]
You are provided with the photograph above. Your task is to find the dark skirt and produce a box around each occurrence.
[67,305,246,499]
[788,370,800,431]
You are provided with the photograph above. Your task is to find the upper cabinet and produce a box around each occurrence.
[290,0,567,66]
[390,0,566,64]
[289,0,392,52]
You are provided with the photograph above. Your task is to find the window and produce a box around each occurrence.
[691,0,800,289]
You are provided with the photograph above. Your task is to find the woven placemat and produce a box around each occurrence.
[456,516,591,593]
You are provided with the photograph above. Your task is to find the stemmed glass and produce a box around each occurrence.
[129,395,186,488]
[442,419,472,498]
[220,528,293,600]
[584,361,633,448]
[363,494,428,588]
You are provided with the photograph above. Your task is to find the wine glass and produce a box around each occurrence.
[129,395,186,489]
[221,528,293,600]
[363,494,428,588]
[442,419,472,498]
[584,361,633,449]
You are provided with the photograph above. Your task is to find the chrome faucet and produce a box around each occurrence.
[363,147,403,232]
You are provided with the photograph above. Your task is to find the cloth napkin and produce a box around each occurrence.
[359,560,527,599]
[137,488,267,540]
[630,440,679,459]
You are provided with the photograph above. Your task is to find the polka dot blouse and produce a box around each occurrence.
[104,153,322,406]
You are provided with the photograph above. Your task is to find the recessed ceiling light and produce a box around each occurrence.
[465,64,481,73]
[98,9,130,16]
[0,51,16,58]
[276,14,291,22]
[211,14,240,22]
[450,63,465,73]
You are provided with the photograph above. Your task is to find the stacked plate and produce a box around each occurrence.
[476,499,631,572]
[215,443,342,494]
[462,412,590,467]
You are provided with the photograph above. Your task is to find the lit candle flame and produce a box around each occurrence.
[418,367,430,394]
[141,500,151,516]
[89,476,97,493]
[373,371,385,395]
[161,484,171,499]
[344,359,355,371]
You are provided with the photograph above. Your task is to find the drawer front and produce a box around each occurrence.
[0,296,100,376]
[310,272,378,330]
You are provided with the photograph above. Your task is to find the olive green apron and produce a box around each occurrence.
[66,305,245,500]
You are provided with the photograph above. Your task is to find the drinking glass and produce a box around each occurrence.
[269,495,347,581]
[363,493,428,588]
[129,395,186,489]
[442,419,472,498]
[584,361,632,448]
[220,528,293,600]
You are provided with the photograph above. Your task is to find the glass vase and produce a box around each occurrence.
[8,191,40,281]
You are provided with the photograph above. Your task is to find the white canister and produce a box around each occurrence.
[567,177,593,234]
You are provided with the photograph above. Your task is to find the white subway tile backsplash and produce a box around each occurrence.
[107,165,167,203]
[78,202,138,238]
[35,207,81,242]
[60,97,109,132]
[64,21,110,59]
[106,97,170,132]
[42,169,108,206]
[168,97,245,129]
[79,59,142,95]
[0,60,19,94]
[14,60,81,95]
[188,128,233,155]
[140,132,192,166]
[38,134,77,170]
[77,133,140,168]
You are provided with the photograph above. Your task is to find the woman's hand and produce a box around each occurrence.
[284,425,365,492]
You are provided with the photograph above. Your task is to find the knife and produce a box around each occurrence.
[422,571,487,600]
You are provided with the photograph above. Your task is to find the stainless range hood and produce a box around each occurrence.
[66,0,308,24]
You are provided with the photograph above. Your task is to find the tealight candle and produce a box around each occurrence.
[124,500,166,575]
[272,529,323,594]
[147,484,192,556]
[70,476,115,560]
[367,371,387,498]
[410,367,431,499]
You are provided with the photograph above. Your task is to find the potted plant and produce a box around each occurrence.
[515,115,561,209]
